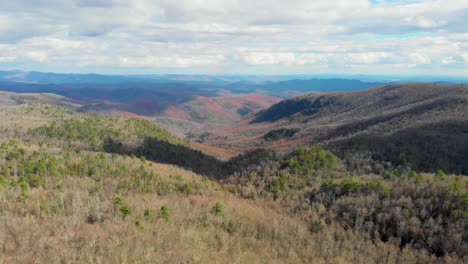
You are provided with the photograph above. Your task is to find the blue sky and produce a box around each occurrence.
[0,0,467,76]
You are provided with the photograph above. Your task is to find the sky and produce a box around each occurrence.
[0,0,467,76]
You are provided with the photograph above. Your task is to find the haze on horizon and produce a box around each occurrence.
[0,0,467,76]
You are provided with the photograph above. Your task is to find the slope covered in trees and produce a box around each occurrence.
[0,96,467,263]
[225,147,468,258]
[206,83,468,174]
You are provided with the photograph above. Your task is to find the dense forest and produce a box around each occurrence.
[329,120,468,175]
[225,147,467,257]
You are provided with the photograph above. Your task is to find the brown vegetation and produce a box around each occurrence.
[0,98,467,263]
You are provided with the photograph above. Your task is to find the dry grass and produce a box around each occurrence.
[1,169,460,263]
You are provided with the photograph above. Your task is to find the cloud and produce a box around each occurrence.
[0,55,16,63]
[409,53,431,64]
[347,52,394,64]
[0,0,467,74]
[441,56,456,65]
[73,0,129,8]
[22,50,49,62]
[239,52,295,65]
[461,54,468,63]
[119,55,226,68]
[0,16,65,42]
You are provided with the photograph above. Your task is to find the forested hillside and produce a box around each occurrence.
[0,95,466,263]
[206,83,468,174]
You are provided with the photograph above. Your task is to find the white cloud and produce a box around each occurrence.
[23,50,49,62]
[441,56,456,65]
[409,53,431,65]
[73,0,129,8]
[0,0,467,74]
[119,55,226,68]
[0,56,16,63]
[0,15,65,42]
[347,52,393,64]
[461,54,468,63]
[240,52,295,65]
[296,54,330,65]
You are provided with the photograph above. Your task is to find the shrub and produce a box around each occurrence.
[211,202,224,216]
[436,169,447,181]
[404,167,418,178]
[9,179,17,188]
[181,183,192,195]
[0,176,7,188]
[201,176,210,186]
[26,174,44,188]
[272,175,287,199]
[144,209,152,221]
[135,220,144,230]
[119,205,132,219]
[159,206,169,221]
[39,203,48,214]
[55,184,63,192]
[113,195,123,206]
[19,181,29,199]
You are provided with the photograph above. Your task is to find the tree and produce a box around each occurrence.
[211,202,224,216]
[436,169,447,181]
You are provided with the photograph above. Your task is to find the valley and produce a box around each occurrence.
[152,93,281,137]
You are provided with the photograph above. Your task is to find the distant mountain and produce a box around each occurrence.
[0,70,293,85]
[0,70,142,84]
[252,78,387,93]
[0,70,395,118]
[0,81,217,115]
[0,91,79,109]
[205,83,468,174]
[2,70,468,86]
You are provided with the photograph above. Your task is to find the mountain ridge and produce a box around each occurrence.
[204,83,468,174]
